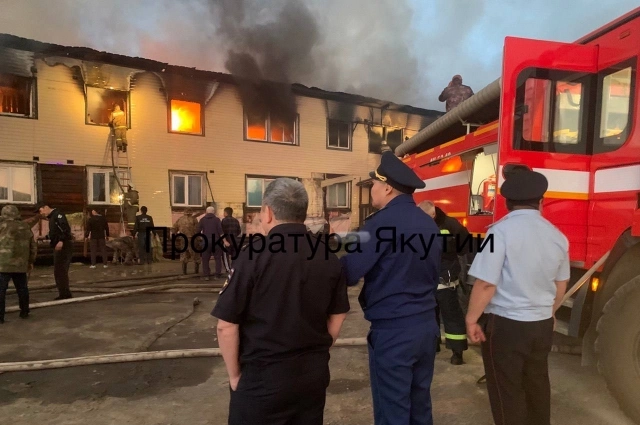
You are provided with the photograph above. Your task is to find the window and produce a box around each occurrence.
[244,109,298,145]
[86,87,129,126]
[0,74,36,118]
[169,100,203,135]
[594,60,635,154]
[327,120,351,150]
[468,146,498,215]
[171,173,204,206]
[87,167,121,205]
[327,182,350,208]
[246,176,298,207]
[513,69,592,155]
[0,164,35,203]
[368,125,404,153]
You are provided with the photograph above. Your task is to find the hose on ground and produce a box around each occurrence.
[0,338,368,373]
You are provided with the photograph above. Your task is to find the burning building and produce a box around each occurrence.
[0,33,442,258]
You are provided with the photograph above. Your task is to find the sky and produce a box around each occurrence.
[0,0,638,111]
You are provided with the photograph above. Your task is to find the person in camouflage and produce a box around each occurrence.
[172,209,202,275]
[106,235,138,265]
[0,205,37,323]
[438,75,474,112]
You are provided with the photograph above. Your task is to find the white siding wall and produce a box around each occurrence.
[1,56,432,232]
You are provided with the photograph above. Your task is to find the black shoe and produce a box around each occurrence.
[0,318,4,324]
[451,351,464,365]
[436,340,441,353]
[20,311,29,319]
[54,295,73,300]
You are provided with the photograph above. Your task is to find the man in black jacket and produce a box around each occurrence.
[85,209,110,268]
[419,201,470,365]
[132,206,155,265]
[35,202,73,300]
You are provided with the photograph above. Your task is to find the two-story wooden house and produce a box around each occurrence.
[0,33,442,257]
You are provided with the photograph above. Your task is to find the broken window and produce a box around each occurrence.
[171,172,204,207]
[86,87,129,126]
[87,167,121,205]
[0,74,35,118]
[368,125,404,153]
[170,100,203,135]
[244,110,298,145]
[327,182,350,208]
[0,163,35,203]
[327,120,351,149]
[368,125,385,153]
[386,128,404,152]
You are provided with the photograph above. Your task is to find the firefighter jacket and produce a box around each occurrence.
[434,208,471,284]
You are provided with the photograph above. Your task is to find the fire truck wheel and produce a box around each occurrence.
[595,275,640,423]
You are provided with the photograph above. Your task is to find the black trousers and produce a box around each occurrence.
[90,238,108,265]
[481,313,554,425]
[435,285,468,352]
[0,272,29,321]
[53,240,73,298]
[137,235,153,264]
[228,355,330,425]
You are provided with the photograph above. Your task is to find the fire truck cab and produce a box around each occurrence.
[397,8,640,423]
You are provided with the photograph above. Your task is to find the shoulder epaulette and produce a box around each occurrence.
[364,207,384,222]
[486,215,509,229]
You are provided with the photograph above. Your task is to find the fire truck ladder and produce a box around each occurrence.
[110,131,133,233]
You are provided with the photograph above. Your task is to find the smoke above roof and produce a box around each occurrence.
[0,0,636,110]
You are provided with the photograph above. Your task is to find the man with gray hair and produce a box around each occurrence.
[212,178,350,425]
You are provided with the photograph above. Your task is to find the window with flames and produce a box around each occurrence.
[170,100,203,135]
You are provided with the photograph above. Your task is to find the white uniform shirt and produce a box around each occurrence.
[468,209,570,321]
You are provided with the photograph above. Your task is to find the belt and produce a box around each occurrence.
[437,279,459,290]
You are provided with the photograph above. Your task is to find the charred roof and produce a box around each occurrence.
[0,33,442,118]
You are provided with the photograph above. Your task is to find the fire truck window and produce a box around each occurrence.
[595,65,633,153]
[86,87,129,126]
[170,99,202,135]
[514,69,591,155]
[522,78,552,142]
[469,149,498,215]
[0,74,35,118]
[552,81,583,145]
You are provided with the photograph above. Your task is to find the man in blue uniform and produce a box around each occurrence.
[466,169,570,425]
[340,151,442,425]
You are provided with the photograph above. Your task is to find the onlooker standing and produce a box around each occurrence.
[0,205,37,323]
[35,202,74,300]
[197,206,225,281]
[212,178,349,425]
[221,207,242,270]
[466,169,569,425]
[85,209,110,269]
[132,206,155,266]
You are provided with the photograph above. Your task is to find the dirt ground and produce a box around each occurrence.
[0,262,636,425]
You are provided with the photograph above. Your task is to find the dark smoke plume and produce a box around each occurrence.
[210,0,320,122]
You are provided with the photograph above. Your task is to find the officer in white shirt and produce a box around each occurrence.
[465,169,570,425]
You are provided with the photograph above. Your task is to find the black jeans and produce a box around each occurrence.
[90,238,108,265]
[0,272,29,321]
[228,354,330,425]
[137,235,153,264]
[481,313,554,425]
[53,240,73,298]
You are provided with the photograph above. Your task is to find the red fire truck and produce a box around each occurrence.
[397,7,640,422]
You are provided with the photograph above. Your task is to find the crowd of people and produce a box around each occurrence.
[212,152,569,425]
